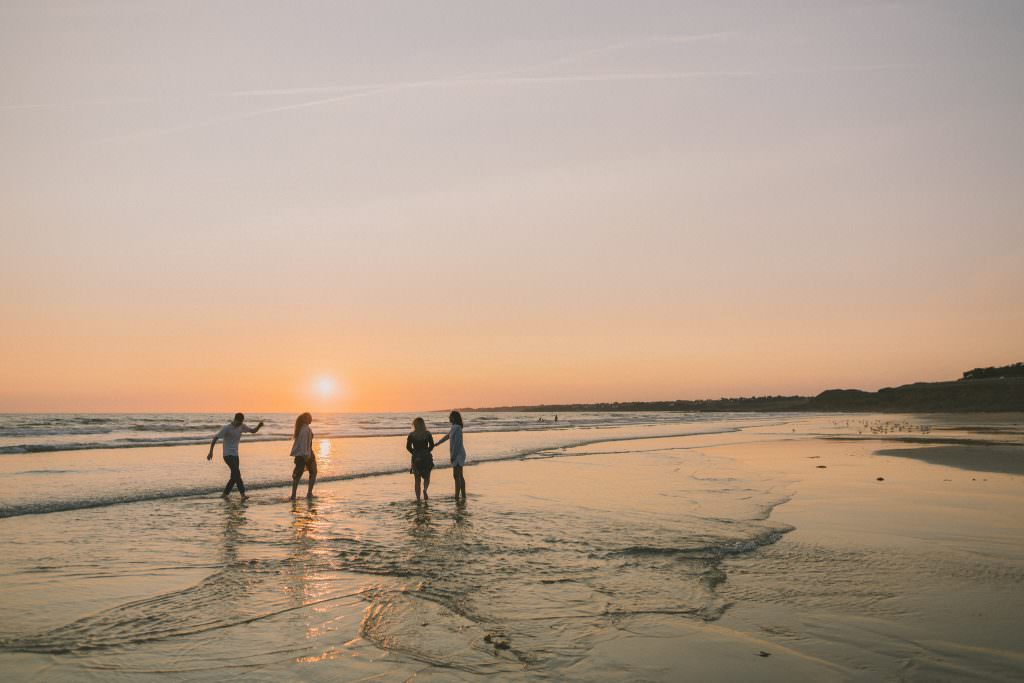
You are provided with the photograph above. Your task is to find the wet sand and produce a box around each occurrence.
[1,415,1022,680]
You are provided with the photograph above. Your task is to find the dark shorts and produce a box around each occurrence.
[411,456,433,477]
[292,455,317,478]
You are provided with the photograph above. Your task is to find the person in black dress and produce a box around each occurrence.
[406,417,434,501]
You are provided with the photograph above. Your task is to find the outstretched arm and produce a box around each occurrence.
[245,421,264,434]
[435,429,450,448]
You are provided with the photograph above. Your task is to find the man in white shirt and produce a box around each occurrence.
[207,412,263,500]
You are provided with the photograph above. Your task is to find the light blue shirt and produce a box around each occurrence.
[446,424,467,466]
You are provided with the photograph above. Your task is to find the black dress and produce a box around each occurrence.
[406,431,434,476]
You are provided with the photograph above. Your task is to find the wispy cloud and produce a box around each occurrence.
[0,28,911,145]
[86,60,914,145]
[1,31,734,113]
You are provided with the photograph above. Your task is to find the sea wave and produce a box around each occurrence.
[610,527,793,560]
[0,412,731,455]
[0,426,747,517]
[0,466,411,518]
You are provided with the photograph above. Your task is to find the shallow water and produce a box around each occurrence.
[0,414,771,517]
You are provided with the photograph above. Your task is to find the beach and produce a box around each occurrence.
[4,2,1023,679]
[1,412,1022,681]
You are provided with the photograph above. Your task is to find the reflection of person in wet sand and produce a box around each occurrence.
[290,499,318,543]
[290,412,317,500]
[219,500,247,568]
[207,412,263,500]
[284,499,320,609]
[434,411,467,501]
[411,501,432,530]
[406,417,434,502]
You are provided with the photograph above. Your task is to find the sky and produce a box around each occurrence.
[1,1,1022,412]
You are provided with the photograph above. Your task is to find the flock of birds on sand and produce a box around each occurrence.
[832,419,933,436]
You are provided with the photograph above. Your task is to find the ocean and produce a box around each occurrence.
[0,411,756,518]
[0,411,703,455]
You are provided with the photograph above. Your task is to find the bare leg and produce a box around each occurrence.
[455,467,466,500]
[307,472,316,497]
[414,473,422,501]
[291,476,300,500]
[422,471,430,500]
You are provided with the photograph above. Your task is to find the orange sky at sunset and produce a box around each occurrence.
[1,2,1022,412]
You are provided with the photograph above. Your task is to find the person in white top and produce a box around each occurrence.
[207,412,263,500]
[290,412,317,500]
[434,411,467,501]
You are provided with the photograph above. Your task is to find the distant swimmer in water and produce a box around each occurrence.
[208,412,263,500]
[434,411,467,501]
[406,417,434,502]
[290,412,317,500]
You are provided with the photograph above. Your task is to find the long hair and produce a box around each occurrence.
[449,411,463,427]
[412,417,426,434]
[294,412,312,438]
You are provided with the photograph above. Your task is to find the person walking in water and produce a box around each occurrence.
[406,417,434,502]
[208,412,264,500]
[290,413,317,500]
[434,411,467,501]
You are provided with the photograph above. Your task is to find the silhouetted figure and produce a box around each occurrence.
[406,417,434,501]
[290,412,317,500]
[434,410,467,501]
[208,412,263,500]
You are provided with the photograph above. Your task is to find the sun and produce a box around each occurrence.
[314,376,336,399]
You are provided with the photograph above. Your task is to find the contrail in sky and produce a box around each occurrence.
[87,61,914,145]
[0,28,913,144]
[1,31,733,112]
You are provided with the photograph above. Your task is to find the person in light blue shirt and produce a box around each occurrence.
[434,411,467,501]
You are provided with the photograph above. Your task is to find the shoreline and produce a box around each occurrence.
[0,420,763,519]
[0,410,746,456]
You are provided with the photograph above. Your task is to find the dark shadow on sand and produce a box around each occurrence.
[875,444,1024,475]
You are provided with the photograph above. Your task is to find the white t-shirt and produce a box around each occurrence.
[290,424,314,458]
[446,424,467,466]
[217,422,255,457]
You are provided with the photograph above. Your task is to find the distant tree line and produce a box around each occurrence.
[471,363,1024,413]
[475,396,813,413]
[961,362,1024,381]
